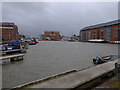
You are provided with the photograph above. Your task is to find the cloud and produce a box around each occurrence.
[2,2,118,37]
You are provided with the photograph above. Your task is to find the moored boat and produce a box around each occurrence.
[0,40,29,54]
[93,55,120,64]
[93,55,111,64]
[29,40,38,45]
[88,39,108,43]
[0,41,21,51]
[26,39,38,45]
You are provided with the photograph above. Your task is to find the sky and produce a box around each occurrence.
[2,2,118,37]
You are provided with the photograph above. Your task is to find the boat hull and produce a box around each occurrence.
[93,55,120,65]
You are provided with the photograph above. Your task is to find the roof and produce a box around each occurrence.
[0,22,14,26]
[81,19,120,31]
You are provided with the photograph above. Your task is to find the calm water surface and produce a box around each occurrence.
[2,41,118,88]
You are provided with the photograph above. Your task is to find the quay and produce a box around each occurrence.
[0,54,24,62]
[12,59,119,89]
[2,48,27,55]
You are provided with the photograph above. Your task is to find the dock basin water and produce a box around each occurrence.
[2,41,119,88]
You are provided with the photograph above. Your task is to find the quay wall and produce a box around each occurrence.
[12,59,119,89]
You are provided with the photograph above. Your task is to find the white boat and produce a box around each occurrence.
[88,39,108,43]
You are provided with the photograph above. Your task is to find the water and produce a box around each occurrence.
[2,41,118,88]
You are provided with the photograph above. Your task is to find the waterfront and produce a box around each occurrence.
[2,41,118,88]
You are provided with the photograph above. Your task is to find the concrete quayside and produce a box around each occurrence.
[12,59,119,89]
[0,54,24,64]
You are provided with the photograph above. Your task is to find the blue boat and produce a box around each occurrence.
[0,41,21,51]
[6,41,21,50]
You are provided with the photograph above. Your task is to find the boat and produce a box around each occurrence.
[20,41,29,49]
[0,40,29,54]
[29,40,38,45]
[25,39,38,45]
[29,41,37,45]
[0,44,7,51]
[0,41,21,51]
[110,41,120,44]
[68,40,75,42]
[88,39,108,43]
[7,41,21,50]
[93,55,112,64]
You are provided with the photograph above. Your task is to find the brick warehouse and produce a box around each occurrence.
[80,20,120,42]
[43,31,61,41]
[0,22,19,41]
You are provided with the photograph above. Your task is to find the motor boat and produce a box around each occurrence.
[0,41,21,51]
[93,55,111,64]
[28,40,38,45]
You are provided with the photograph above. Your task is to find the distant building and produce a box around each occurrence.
[80,20,120,42]
[43,31,61,41]
[0,22,19,41]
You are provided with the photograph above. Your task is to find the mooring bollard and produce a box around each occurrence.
[114,63,120,77]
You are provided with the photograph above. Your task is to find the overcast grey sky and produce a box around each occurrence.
[2,2,118,37]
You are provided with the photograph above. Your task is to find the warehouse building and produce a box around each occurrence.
[43,31,61,41]
[80,20,120,42]
[0,22,19,41]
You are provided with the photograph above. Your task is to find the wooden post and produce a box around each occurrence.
[10,57,15,62]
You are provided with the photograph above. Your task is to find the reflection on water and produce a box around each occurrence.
[2,41,118,88]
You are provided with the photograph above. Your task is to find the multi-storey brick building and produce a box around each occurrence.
[0,22,19,41]
[80,20,120,42]
[43,31,61,41]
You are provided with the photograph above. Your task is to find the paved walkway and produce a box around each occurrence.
[15,59,119,88]
[0,65,2,89]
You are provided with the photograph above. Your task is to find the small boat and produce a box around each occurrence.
[93,55,111,64]
[0,44,7,51]
[7,41,21,50]
[25,39,38,45]
[0,41,21,51]
[29,41,37,45]
[29,40,38,45]
[68,40,75,42]
[88,39,108,43]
